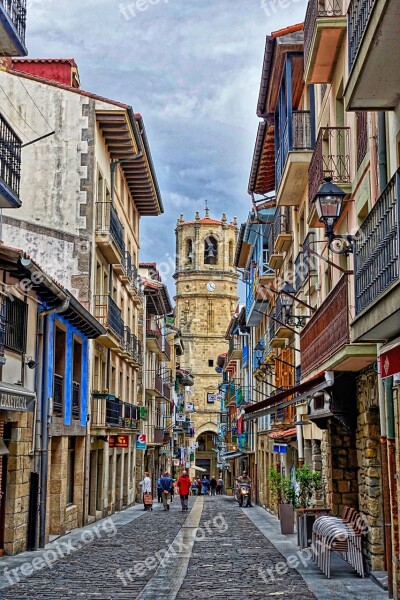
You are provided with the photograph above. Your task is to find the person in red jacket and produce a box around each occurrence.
[177,471,191,511]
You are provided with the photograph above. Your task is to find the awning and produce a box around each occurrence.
[244,373,330,420]
[194,465,207,472]
[221,452,246,461]
[267,428,297,439]
[0,382,36,412]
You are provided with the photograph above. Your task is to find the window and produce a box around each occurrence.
[67,438,75,505]
[186,239,193,263]
[53,326,66,417]
[4,296,27,353]
[204,236,218,265]
[208,359,214,367]
[229,241,234,266]
[72,340,82,421]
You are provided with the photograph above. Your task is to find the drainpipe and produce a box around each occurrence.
[38,299,70,548]
[378,113,388,193]
[378,346,392,592]
[386,376,397,599]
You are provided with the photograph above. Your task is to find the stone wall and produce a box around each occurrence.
[356,369,384,572]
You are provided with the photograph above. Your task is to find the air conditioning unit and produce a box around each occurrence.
[308,373,356,430]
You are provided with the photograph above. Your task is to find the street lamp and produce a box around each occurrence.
[280,282,309,327]
[313,177,354,255]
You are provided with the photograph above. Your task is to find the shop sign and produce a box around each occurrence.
[136,434,147,450]
[173,459,180,466]
[176,413,186,422]
[0,392,35,412]
[109,435,129,448]
[380,345,400,379]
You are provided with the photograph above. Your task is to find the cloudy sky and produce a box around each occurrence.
[27,0,307,293]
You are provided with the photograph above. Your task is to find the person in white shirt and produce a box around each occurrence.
[139,472,152,510]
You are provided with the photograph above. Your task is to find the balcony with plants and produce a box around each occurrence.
[303,0,346,84]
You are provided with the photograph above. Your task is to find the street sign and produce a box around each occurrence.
[109,435,129,448]
[136,434,147,450]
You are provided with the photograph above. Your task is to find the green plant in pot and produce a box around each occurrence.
[295,465,322,509]
[268,468,297,534]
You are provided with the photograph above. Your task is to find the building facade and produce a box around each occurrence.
[174,211,239,478]
[0,59,163,533]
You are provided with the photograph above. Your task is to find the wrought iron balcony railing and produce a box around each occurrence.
[105,396,122,427]
[0,113,22,202]
[300,275,349,377]
[0,0,27,44]
[276,111,312,191]
[53,374,64,417]
[308,127,351,207]
[356,112,368,170]
[273,206,291,243]
[95,201,125,256]
[348,0,376,72]
[72,381,80,421]
[163,338,171,361]
[124,251,133,280]
[354,168,400,315]
[304,0,344,67]
[94,295,124,339]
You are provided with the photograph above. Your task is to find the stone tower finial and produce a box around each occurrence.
[179,214,185,223]
[233,216,238,226]
[195,211,200,221]
[205,199,209,218]
[221,213,227,223]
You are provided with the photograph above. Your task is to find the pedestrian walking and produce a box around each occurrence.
[216,477,224,495]
[210,475,217,496]
[157,476,163,503]
[159,471,173,511]
[197,477,202,496]
[177,470,191,511]
[201,475,210,496]
[191,477,198,496]
[139,472,152,511]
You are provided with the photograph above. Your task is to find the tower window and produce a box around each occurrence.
[204,236,218,265]
[229,241,234,266]
[186,239,193,263]
[208,359,214,367]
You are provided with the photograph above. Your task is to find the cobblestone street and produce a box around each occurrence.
[0,497,315,600]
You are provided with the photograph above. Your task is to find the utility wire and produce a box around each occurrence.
[17,77,53,132]
[0,105,30,142]
[0,82,40,136]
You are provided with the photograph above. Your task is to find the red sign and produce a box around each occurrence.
[109,435,129,448]
[380,345,400,379]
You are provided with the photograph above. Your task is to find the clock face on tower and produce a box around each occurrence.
[206,282,216,292]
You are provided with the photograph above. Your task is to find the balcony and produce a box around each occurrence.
[268,222,283,271]
[304,0,346,84]
[276,111,314,207]
[0,0,27,56]
[352,169,400,342]
[72,381,80,421]
[95,202,125,264]
[146,318,162,354]
[308,127,351,225]
[274,296,294,341]
[0,114,22,208]
[91,393,123,428]
[53,374,64,418]
[163,339,171,362]
[274,206,292,253]
[94,295,124,347]
[120,403,140,430]
[226,336,242,367]
[105,396,122,427]
[345,0,400,110]
[120,251,133,283]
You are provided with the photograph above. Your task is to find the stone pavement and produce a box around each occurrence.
[0,495,389,599]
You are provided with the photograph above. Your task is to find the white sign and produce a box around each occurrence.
[192,442,199,449]
[186,403,195,412]
[176,413,186,422]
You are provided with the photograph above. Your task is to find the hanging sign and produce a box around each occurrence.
[173,459,180,466]
[136,434,147,450]
[176,413,186,422]
[380,345,400,379]
[109,435,129,449]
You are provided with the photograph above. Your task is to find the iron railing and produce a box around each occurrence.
[124,251,133,280]
[354,169,400,315]
[304,0,344,66]
[105,396,122,427]
[308,127,351,207]
[273,206,291,245]
[94,295,124,339]
[300,275,349,376]
[95,202,125,256]
[0,113,22,198]
[123,326,133,356]
[348,0,376,72]
[0,0,27,43]
[4,295,27,353]
[72,381,80,420]
[53,374,64,417]
[276,111,312,191]
[356,112,368,170]
[154,373,163,396]
[163,339,171,361]
[121,403,139,429]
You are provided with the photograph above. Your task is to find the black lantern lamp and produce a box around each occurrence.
[313,177,354,255]
[280,282,309,327]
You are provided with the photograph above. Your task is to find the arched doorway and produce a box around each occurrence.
[194,424,219,480]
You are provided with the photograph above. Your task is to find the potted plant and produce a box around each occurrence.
[295,465,323,548]
[268,468,297,535]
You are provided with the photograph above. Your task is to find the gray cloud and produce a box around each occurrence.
[26,0,307,293]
